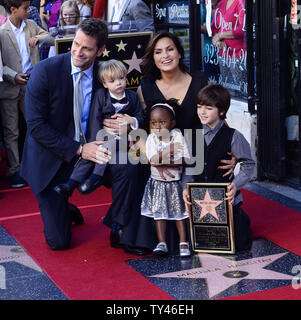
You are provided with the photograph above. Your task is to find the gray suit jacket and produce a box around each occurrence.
[0,19,48,99]
[111,0,154,31]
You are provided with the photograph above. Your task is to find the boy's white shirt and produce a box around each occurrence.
[8,18,32,74]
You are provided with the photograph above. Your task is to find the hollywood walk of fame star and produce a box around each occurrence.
[116,40,127,52]
[0,245,42,272]
[194,189,223,220]
[102,48,110,57]
[150,252,293,298]
[123,51,142,74]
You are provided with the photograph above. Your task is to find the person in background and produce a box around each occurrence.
[40,0,62,30]
[77,0,93,21]
[92,0,106,19]
[0,0,48,188]
[211,0,246,94]
[48,0,80,57]
[29,5,43,27]
[0,0,5,199]
[200,0,220,79]
[109,0,154,32]
[0,0,7,25]
[0,46,2,199]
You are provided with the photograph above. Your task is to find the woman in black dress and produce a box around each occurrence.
[101,31,235,255]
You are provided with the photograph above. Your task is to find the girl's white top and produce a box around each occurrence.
[146,129,190,182]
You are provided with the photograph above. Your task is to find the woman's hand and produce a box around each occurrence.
[218,152,237,179]
[224,182,237,205]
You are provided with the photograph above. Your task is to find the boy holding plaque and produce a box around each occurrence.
[182,83,255,251]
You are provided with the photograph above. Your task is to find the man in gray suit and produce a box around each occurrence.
[110,0,154,32]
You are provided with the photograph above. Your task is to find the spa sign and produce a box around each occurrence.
[153,0,189,25]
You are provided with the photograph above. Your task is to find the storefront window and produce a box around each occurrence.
[202,0,247,99]
[153,0,248,99]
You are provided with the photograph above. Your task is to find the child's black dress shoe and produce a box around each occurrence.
[78,176,103,195]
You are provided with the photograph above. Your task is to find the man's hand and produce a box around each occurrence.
[80,141,111,164]
[96,144,111,164]
[218,152,237,179]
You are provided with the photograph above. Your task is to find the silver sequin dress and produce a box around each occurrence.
[141,130,189,221]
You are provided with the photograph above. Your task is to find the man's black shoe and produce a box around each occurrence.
[53,184,74,197]
[68,203,84,225]
[110,229,123,248]
[123,245,151,256]
[78,176,103,195]
[11,171,26,188]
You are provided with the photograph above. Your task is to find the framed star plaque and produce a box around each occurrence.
[187,183,236,254]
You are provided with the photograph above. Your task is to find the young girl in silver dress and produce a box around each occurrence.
[141,102,191,257]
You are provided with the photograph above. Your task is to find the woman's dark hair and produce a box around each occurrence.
[77,18,108,50]
[141,31,188,81]
[197,84,231,120]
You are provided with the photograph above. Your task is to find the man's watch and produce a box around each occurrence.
[79,143,84,158]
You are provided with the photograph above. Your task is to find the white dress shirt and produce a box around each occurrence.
[109,91,138,137]
[8,18,33,74]
[111,0,128,22]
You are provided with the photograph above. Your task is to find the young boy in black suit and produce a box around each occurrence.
[183,84,255,252]
[54,59,145,197]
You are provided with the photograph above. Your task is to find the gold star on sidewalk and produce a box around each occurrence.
[116,40,127,52]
